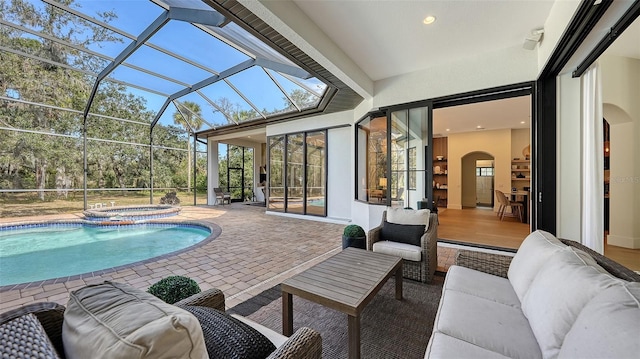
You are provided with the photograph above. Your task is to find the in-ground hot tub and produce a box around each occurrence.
[83,205,181,221]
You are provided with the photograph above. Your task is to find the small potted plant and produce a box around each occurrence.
[148,275,201,304]
[342,224,366,249]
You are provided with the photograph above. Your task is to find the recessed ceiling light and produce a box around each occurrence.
[476,125,483,129]
[446,128,450,132]
[423,15,436,25]
[520,121,525,124]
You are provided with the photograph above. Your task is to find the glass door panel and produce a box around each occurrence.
[268,136,285,211]
[306,131,326,216]
[390,110,408,208]
[286,134,304,214]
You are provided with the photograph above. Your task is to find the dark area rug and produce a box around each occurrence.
[229,276,444,359]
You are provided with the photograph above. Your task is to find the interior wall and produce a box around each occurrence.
[600,55,640,249]
[461,152,494,208]
[511,128,530,160]
[447,129,512,210]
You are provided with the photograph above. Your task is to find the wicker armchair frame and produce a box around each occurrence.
[455,238,640,282]
[367,212,438,283]
[1,288,322,359]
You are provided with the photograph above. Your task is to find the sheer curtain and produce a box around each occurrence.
[581,63,604,254]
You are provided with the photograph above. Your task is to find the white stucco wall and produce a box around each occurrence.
[447,129,513,210]
[374,46,539,109]
[327,126,352,221]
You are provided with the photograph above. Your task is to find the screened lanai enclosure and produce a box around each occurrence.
[0,0,330,218]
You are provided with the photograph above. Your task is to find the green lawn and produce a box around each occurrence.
[0,190,208,219]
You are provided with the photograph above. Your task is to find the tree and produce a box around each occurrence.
[284,88,318,111]
[172,101,203,192]
[0,0,120,200]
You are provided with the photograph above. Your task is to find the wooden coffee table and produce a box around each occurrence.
[281,247,403,359]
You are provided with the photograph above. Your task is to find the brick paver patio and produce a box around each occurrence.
[0,204,456,312]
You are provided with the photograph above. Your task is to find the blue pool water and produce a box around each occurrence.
[308,198,325,206]
[0,223,210,286]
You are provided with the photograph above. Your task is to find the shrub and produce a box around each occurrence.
[148,276,201,304]
[160,191,180,205]
[343,224,365,238]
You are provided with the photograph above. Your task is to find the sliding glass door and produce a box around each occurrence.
[268,131,327,216]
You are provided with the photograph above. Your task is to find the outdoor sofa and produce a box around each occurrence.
[425,230,640,358]
[0,282,321,359]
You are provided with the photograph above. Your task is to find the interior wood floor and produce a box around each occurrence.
[438,207,640,271]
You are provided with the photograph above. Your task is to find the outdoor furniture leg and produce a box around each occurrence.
[282,291,293,336]
[348,315,361,359]
[395,264,403,300]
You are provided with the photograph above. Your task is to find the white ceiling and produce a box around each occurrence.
[226,1,636,142]
[292,0,555,81]
[433,95,531,137]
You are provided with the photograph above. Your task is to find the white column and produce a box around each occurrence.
[207,140,219,205]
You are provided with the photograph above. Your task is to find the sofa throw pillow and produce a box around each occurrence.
[521,247,622,359]
[386,207,430,226]
[63,281,208,359]
[558,282,640,359]
[181,306,276,359]
[0,313,61,359]
[507,230,566,302]
[380,220,425,246]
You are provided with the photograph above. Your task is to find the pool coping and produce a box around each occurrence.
[0,219,222,292]
[83,204,182,221]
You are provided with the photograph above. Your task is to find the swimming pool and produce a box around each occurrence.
[0,222,212,287]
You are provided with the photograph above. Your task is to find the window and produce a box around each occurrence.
[356,106,429,208]
[476,167,494,177]
[268,136,285,212]
[409,147,417,190]
[356,115,387,204]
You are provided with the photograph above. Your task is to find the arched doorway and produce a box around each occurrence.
[461,152,495,209]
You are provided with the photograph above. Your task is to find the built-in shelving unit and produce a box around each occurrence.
[511,160,531,189]
[433,137,448,207]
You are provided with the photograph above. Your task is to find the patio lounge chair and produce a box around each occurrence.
[367,208,438,283]
[214,187,231,205]
[0,285,322,359]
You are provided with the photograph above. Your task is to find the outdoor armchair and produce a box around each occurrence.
[367,210,438,283]
[0,287,322,359]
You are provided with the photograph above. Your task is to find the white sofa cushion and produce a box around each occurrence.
[433,287,541,358]
[372,240,421,261]
[386,207,430,230]
[558,282,640,359]
[425,332,510,359]
[521,247,622,359]
[63,281,208,359]
[445,265,521,309]
[507,230,566,302]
